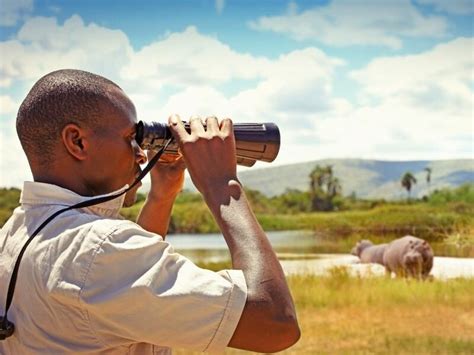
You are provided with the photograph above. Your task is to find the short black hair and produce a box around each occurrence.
[16,69,124,166]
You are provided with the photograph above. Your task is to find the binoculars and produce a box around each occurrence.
[135,121,280,167]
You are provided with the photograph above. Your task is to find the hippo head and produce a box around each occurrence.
[404,251,421,264]
[351,240,373,256]
[403,251,423,277]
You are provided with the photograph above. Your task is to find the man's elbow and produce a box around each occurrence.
[268,314,301,352]
[255,294,301,352]
[229,309,300,352]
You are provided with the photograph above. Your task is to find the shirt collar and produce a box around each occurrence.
[20,181,128,218]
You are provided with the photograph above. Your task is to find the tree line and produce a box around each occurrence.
[0,165,472,228]
[308,164,436,210]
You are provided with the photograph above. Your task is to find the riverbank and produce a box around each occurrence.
[167,229,474,267]
[279,254,474,279]
[123,201,474,257]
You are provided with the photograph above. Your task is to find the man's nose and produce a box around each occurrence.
[133,140,147,164]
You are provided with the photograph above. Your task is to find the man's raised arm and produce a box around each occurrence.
[169,115,300,353]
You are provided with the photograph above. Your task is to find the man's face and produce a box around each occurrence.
[85,87,146,205]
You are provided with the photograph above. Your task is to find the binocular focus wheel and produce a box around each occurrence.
[0,317,14,340]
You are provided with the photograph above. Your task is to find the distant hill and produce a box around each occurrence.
[178,158,474,200]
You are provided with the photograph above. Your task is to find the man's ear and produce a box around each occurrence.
[61,123,89,161]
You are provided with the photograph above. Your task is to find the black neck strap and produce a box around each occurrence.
[0,137,173,340]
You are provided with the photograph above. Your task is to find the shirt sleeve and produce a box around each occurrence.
[79,221,247,353]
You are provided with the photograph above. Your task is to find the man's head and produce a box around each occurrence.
[17,69,146,205]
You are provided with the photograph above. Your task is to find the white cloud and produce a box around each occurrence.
[156,86,229,121]
[0,118,32,187]
[312,100,473,161]
[215,0,225,14]
[287,1,298,16]
[0,96,17,115]
[309,37,474,161]
[418,0,474,15]
[228,48,345,126]
[0,15,133,88]
[249,0,447,49]
[121,26,269,89]
[0,0,33,26]
[350,38,473,114]
[49,6,61,14]
[136,46,345,132]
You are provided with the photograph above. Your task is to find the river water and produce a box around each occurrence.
[167,231,474,279]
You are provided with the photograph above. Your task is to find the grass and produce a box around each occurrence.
[175,266,474,354]
[285,270,474,354]
[123,201,473,244]
[438,225,474,257]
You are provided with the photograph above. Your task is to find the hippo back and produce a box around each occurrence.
[359,244,387,265]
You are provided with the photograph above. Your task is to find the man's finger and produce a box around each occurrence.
[220,117,233,137]
[189,115,205,135]
[168,114,188,144]
[205,116,219,134]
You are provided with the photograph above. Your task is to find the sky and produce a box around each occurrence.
[0,0,473,188]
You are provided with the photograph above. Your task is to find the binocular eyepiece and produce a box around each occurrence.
[135,121,280,167]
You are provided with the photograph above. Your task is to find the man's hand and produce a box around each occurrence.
[168,114,237,197]
[147,151,186,201]
[136,148,186,237]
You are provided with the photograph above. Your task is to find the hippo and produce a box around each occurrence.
[351,240,387,266]
[383,236,434,279]
[351,236,434,279]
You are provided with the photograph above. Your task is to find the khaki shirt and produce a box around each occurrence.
[0,182,247,354]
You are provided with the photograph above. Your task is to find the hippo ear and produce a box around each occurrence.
[351,243,358,255]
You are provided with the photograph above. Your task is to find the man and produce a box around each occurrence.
[0,69,300,353]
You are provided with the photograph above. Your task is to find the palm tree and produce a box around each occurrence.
[424,167,432,194]
[309,165,341,211]
[328,177,342,198]
[424,167,432,184]
[309,165,326,211]
[401,172,417,198]
[309,166,325,193]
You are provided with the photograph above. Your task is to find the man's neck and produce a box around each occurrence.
[32,169,98,197]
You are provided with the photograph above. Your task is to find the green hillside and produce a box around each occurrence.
[195,158,474,199]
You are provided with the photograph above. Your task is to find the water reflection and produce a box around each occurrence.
[167,230,316,262]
